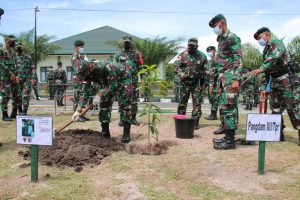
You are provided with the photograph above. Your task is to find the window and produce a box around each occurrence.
[67,67,73,82]
[40,67,47,82]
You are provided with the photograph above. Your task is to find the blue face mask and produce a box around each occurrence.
[213,25,222,36]
[258,38,266,46]
[79,47,85,54]
[207,52,213,57]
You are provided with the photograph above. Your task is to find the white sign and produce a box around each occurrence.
[16,116,53,145]
[246,114,281,141]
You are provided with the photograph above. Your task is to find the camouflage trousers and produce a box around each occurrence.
[98,86,117,124]
[32,83,39,97]
[0,79,21,111]
[218,75,239,130]
[244,86,254,107]
[117,78,133,124]
[54,84,65,101]
[73,82,83,111]
[77,82,90,109]
[48,83,54,99]
[131,77,139,115]
[269,77,300,129]
[177,79,203,118]
[19,79,32,109]
[207,86,219,112]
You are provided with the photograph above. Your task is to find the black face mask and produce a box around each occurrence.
[188,46,197,54]
[10,41,15,48]
[124,42,131,50]
[16,47,23,53]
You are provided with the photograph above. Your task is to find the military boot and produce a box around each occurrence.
[60,100,64,106]
[20,107,28,116]
[213,130,236,150]
[35,96,40,100]
[194,118,200,130]
[2,111,12,121]
[244,105,249,110]
[10,108,18,119]
[213,123,225,135]
[18,105,23,113]
[121,123,131,143]
[280,116,285,141]
[204,110,217,120]
[101,123,111,138]
[131,114,140,126]
[248,104,252,110]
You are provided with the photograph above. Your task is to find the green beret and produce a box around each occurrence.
[206,46,216,52]
[254,27,270,40]
[209,14,225,28]
[0,8,4,17]
[74,40,84,46]
[123,35,132,42]
[188,37,198,45]
[7,34,16,40]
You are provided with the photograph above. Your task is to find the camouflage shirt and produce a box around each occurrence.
[174,50,207,80]
[3,47,17,76]
[15,53,37,80]
[47,70,54,84]
[54,68,67,84]
[114,49,143,77]
[213,29,243,81]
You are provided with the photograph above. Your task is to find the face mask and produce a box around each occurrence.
[16,47,23,53]
[258,38,266,46]
[213,25,222,36]
[207,52,213,57]
[10,41,15,48]
[124,42,131,50]
[188,46,197,54]
[79,47,85,54]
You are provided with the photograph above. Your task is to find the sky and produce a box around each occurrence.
[1,0,300,54]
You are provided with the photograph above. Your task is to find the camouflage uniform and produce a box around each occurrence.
[47,70,55,100]
[174,39,207,125]
[53,65,67,106]
[241,69,255,110]
[32,77,39,100]
[114,41,143,125]
[15,50,37,114]
[259,37,300,130]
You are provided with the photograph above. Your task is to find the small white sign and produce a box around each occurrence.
[246,114,281,141]
[16,116,53,145]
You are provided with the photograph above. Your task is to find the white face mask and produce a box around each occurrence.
[79,47,85,54]
[213,25,222,36]
[207,52,213,57]
[258,38,267,46]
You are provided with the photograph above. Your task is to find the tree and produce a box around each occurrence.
[242,43,263,70]
[1,29,61,63]
[288,35,300,64]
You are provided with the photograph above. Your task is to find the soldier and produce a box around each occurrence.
[47,68,54,100]
[15,43,37,115]
[32,76,40,100]
[53,61,67,106]
[204,46,219,120]
[114,36,144,126]
[208,14,243,150]
[251,27,300,145]
[1,35,20,121]
[174,38,207,130]
[241,68,255,110]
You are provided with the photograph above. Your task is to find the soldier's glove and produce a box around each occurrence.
[72,111,81,121]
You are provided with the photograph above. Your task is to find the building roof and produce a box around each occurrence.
[51,25,140,55]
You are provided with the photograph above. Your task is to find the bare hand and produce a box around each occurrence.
[251,69,263,76]
[231,80,239,92]
[260,90,267,101]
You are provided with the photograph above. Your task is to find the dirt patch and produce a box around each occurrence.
[126,140,177,155]
[19,129,124,171]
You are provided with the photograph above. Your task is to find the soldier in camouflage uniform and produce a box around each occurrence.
[209,14,243,150]
[114,36,144,126]
[47,69,54,100]
[204,46,219,120]
[251,27,300,146]
[174,38,207,130]
[53,61,67,106]
[32,77,40,100]
[241,68,255,110]
[15,43,37,115]
[1,35,21,121]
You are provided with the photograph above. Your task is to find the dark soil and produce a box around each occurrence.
[127,140,177,155]
[18,129,124,171]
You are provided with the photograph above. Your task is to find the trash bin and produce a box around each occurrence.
[174,117,195,139]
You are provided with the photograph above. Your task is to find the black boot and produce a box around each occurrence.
[213,124,225,135]
[248,104,252,110]
[121,123,131,143]
[194,118,200,130]
[204,110,217,120]
[2,111,12,121]
[213,130,236,150]
[101,123,111,138]
[35,96,40,100]
[18,105,23,113]
[280,116,285,141]
[20,107,28,116]
[57,100,61,106]
[244,105,249,110]
[59,100,64,106]
[131,114,140,126]
[10,108,18,119]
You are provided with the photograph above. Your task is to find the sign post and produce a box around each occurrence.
[16,116,53,182]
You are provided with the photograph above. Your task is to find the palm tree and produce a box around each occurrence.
[242,43,263,70]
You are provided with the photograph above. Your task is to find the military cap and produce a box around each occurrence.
[254,27,270,40]
[0,8,4,17]
[7,34,16,40]
[188,37,198,45]
[123,35,132,42]
[209,14,226,28]
[206,46,216,52]
[74,40,84,46]
[57,61,62,65]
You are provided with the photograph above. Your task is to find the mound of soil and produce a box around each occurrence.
[19,129,124,171]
